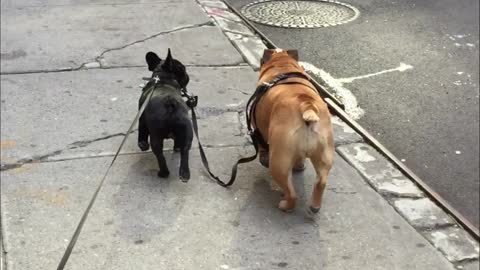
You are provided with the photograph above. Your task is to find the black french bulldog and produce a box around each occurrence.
[138,49,193,182]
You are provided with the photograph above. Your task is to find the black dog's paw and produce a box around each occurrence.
[179,168,190,182]
[157,169,170,178]
[138,141,150,151]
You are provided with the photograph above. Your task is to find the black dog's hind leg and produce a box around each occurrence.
[151,138,169,178]
[138,113,150,151]
[173,135,181,152]
[175,122,193,182]
[179,148,190,182]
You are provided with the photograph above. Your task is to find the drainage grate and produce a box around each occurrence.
[240,0,360,28]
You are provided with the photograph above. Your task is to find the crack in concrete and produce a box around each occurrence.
[327,187,357,195]
[0,68,79,75]
[69,133,127,148]
[453,258,480,268]
[0,63,248,75]
[0,130,249,171]
[416,222,457,232]
[1,222,8,270]
[95,21,215,65]
[236,111,247,137]
[195,105,243,118]
[0,21,219,75]
[0,132,130,171]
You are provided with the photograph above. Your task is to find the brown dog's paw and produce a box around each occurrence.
[259,150,269,168]
[278,200,295,213]
[305,205,320,219]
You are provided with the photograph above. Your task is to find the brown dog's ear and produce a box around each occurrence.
[286,50,299,61]
[260,49,275,66]
[146,52,161,71]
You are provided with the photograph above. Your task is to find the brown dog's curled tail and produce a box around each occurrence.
[303,109,319,123]
[300,98,319,124]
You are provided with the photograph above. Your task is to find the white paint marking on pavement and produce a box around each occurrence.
[300,61,365,119]
[300,62,413,120]
[337,62,413,84]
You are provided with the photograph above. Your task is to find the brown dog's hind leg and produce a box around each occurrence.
[309,148,333,213]
[269,151,296,212]
[258,145,269,168]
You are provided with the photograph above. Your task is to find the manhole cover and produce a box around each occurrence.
[240,0,360,28]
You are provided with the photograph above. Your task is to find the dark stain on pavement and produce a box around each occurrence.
[1,49,27,60]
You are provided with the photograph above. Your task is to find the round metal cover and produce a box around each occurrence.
[240,0,360,28]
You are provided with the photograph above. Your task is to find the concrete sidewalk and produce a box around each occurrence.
[1,0,478,269]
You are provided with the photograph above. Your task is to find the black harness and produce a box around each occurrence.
[246,71,318,150]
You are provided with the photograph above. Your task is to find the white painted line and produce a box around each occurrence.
[300,61,414,120]
[300,61,365,120]
[337,62,413,84]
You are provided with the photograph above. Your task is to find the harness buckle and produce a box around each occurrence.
[261,81,273,87]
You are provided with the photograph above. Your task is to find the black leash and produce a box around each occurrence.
[56,79,158,270]
[181,89,258,187]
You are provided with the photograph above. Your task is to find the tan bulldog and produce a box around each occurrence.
[253,49,334,213]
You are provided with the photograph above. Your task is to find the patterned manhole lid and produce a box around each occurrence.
[240,0,360,28]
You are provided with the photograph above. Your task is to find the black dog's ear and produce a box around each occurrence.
[286,49,299,61]
[260,49,275,66]
[162,48,174,71]
[146,52,161,71]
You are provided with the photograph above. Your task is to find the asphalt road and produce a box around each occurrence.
[227,0,480,228]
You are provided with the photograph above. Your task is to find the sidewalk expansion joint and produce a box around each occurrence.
[0,132,131,172]
[0,144,248,171]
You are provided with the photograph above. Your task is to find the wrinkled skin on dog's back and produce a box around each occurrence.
[138,49,193,181]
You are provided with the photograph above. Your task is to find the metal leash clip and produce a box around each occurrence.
[181,88,198,108]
